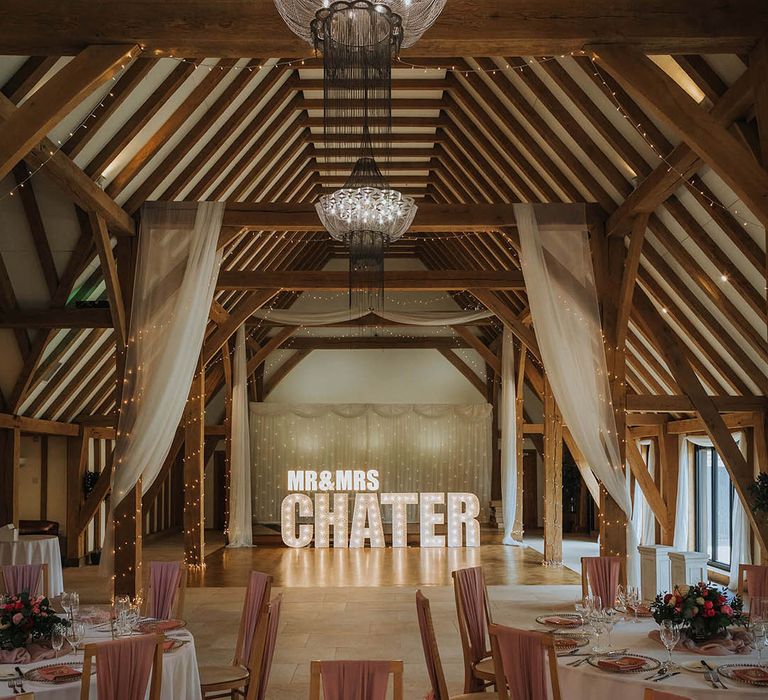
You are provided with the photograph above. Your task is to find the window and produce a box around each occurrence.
[694,446,734,570]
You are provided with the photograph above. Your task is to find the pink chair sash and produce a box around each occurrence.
[148,561,182,620]
[2,564,42,596]
[494,626,549,700]
[320,660,390,700]
[745,565,768,618]
[256,594,283,700]
[238,571,270,668]
[586,557,621,607]
[454,567,488,664]
[95,635,158,700]
[415,593,443,700]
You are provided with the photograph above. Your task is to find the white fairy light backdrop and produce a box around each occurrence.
[249,402,492,526]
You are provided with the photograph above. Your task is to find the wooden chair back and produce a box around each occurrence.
[452,566,492,690]
[643,689,691,700]
[415,590,450,700]
[737,564,768,596]
[489,624,561,700]
[0,563,48,598]
[309,660,403,700]
[79,634,163,700]
[144,561,186,619]
[580,556,626,601]
[233,572,272,700]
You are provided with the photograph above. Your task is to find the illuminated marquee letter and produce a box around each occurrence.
[420,493,445,547]
[335,469,353,491]
[281,494,313,548]
[287,471,304,491]
[447,493,481,547]
[314,493,348,548]
[380,493,418,547]
[349,494,385,548]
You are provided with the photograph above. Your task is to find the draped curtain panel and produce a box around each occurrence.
[249,403,492,523]
[101,202,224,575]
[515,203,638,584]
[500,328,521,545]
[228,326,254,547]
[251,309,493,326]
[630,440,656,546]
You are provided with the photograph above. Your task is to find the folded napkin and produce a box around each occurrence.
[629,604,652,616]
[648,629,754,656]
[138,619,183,633]
[0,642,60,664]
[597,656,646,672]
[37,664,81,682]
[732,667,768,684]
[162,639,179,652]
[543,616,579,627]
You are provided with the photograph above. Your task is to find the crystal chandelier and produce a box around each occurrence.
[317,155,417,312]
[273,0,447,50]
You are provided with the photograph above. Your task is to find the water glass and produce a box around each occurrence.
[68,620,85,654]
[627,586,641,623]
[603,608,619,649]
[616,585,627,613]
[750,621,767,665]
[589,610,608,652]
[51,624,66,658]
[659,619,680,671]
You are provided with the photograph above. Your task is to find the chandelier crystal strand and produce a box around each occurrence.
[274,0,446,49]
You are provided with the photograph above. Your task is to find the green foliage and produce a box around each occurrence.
[0,592,69,649]
[750,472,768,515]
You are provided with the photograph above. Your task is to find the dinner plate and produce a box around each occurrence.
[535,613,583,628]
[137,618,186,634]
[23,661,92,685]
[717,663,768,687]
[587,653,661,674]
[550,632,590,655]
[0,670,17,681]
[680,660,708,674]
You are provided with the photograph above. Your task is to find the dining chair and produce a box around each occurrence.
[737,564,768,617]
[452,567,495,693]
[256,593,283,700]
[309,660,403,700]
[581,556,624,607]
[488,624,561,700]
[643,690,692,700]
[416,590,498,700]
[0,563,48,598]
[145,560,186,620]
[1,693,34,699]
[199,571,272,700]
[80,633,164,700]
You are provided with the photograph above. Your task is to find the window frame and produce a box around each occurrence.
[693,444,734,572]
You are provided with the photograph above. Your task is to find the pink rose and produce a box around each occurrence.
[32,606,40,615]
[11,613,23,625]
[721,605,733,616]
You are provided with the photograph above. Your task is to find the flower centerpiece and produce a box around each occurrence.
[0,592,69,649]
[651,582,745,643]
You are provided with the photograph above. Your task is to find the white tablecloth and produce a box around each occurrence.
[558,618,765,699]
[0,627,202,700]
[0,535,64,597]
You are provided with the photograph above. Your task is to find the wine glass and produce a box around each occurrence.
[588,609,607,653]
[51,624,66,659]
[68,620,85,654]
[750,621,767,665]
[659,620,680,672]
[603,608,619,649]
[575,599,588,627]
[616,585,627,616]
[627,586,641,624]
[69,591,80,620]
[61,591,72,620]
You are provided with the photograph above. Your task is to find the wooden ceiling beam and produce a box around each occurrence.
[221,202,593,232]
[0,44,139,183]
[627,395,767,412]
[263,349,311,398]
[1,1,764,56]
[0,56,58,103]
[0,308,112,328]
[217,269,525,291]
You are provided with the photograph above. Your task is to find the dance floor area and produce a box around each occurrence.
[62,531,587,698]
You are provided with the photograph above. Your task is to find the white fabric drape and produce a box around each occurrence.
[630,440,656,546]
[515,203,638,584]
[101,202,224,574]
[675,433,751,589]
[228,326,253,547]
[500,328,521,545]
[251,309,493,326]
[248,403,492,523]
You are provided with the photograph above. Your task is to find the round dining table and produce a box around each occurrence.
[0,625,202,700]
[0,535,64,597]
[557,617,766,700]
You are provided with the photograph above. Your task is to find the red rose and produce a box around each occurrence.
[664,594,673,604]
[704,600,713,609]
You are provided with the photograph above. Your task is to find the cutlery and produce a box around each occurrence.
[653,672,680,682]
[7,680,19,695]
[567,657,590,667]
[702,670,719,690]
[701,660,727,689]
[643,669,666,680]
[14,667,25,693]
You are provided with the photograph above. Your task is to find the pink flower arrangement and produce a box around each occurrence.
[0,592,68,649]
[652,582,744,641]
